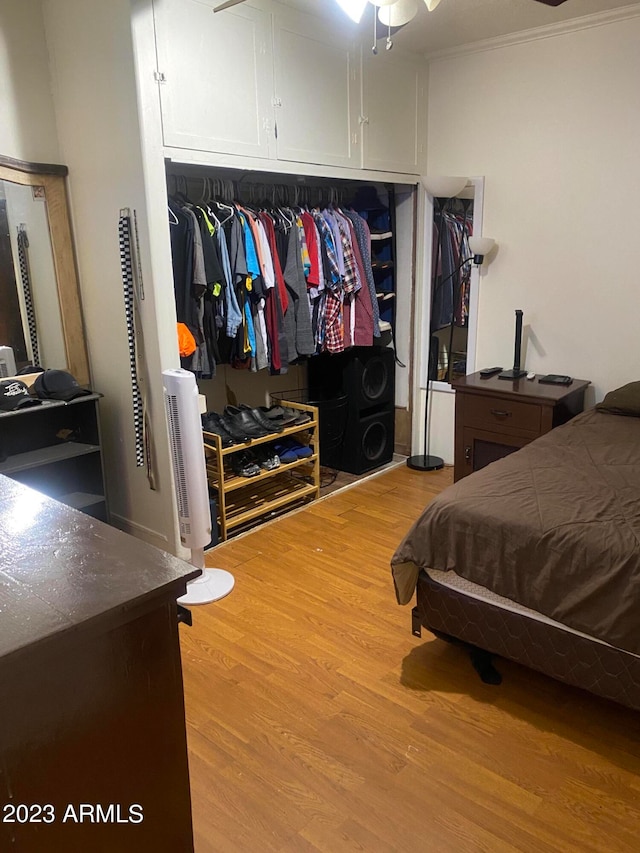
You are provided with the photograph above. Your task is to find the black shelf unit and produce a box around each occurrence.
[354,184,397,344]
[0,393,108,521]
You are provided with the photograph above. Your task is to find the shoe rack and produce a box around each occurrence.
[203,400,320,542]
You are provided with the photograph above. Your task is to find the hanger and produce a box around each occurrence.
[168,205,179,225]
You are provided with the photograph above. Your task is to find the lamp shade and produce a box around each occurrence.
[378,0,419,26]
[424,0,442,10]
[336,0,368,22]
[368,0,398,6]
[421,176,468,198]
[468,236,496,258]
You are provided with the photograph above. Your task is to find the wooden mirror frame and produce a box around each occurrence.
[0,154,89,386]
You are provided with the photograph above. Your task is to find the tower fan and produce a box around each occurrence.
[163,369,234,604]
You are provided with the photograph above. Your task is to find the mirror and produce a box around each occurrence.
[0,156,89,385]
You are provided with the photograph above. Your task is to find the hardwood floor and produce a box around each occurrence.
[181,465,640,852]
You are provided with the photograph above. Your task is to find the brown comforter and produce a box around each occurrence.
[391,409,640,655]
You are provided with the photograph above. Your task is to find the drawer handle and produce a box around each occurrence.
[490,409,512,418]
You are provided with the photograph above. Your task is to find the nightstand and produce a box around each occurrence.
[452,372,590,482]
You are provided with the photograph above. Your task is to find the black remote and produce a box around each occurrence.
[538,374,572,386]
[479,366,503,378]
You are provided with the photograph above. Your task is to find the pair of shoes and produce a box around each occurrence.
[272,438,313,464]
[256,405,299,428]
[231,451,261,478]
[237,404,284,434]
[224,405,285,439]
[202,412,236,447]
[230,446,280,478]
[262,405,312,427]
[223,406,271,439]
[252,445,280,471]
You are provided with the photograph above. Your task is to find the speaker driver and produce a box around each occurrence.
[362,357,390,404]
[362,420,388,462]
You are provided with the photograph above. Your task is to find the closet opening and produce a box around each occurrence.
[165,161,416,539]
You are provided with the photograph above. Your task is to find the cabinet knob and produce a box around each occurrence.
[490,409,512,418]
[464,446,472,462]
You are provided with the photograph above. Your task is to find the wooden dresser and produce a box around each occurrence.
[452,372,590,482]
[0,475,198,852]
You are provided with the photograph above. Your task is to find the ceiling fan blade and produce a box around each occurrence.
[213,0,247,12]
[530,0,569,6]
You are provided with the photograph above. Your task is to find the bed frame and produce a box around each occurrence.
[412,570,640,711]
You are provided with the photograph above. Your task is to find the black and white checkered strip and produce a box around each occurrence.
[16,226,40,367]
[118,212,145,468]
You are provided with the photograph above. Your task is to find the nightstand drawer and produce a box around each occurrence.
[464,395,541,433]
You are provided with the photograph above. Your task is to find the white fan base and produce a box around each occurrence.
[178,568,235,605]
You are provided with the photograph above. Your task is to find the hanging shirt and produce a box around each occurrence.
[216,224,243,338]
[344,209,381,338]
[283,223,316,358]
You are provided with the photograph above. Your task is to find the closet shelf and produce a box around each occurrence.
[206,454,318,494]
[58,491,106,511]
[223,476,317,530]
[0,442,101,476]
[371,260,394,272]
[203,417,317,457]
[370,230,393,241]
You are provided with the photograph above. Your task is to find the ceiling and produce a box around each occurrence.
[280,0,636,56]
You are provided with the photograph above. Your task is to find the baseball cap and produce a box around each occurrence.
[33,369,92,402]
[0,379,42,411]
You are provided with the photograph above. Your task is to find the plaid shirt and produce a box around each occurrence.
[313,212,343,352]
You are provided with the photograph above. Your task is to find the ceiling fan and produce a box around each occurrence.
[213,0,570,13]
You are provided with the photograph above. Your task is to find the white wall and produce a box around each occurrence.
[0,0,59,163]
[426,12,640,457]
[43,0,180,552]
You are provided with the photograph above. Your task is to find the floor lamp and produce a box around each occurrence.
[408,176,495,471]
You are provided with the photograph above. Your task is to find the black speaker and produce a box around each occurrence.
[308,346,395,411]
[341,406,395,474]
[308,346,395,474]
[343,346,395,412]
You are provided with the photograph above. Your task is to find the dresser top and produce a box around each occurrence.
[0,476,198,661]
[452,372,590,404]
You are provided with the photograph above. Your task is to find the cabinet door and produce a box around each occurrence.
[273,8,360,168]
[154,0,274,158]
[455,427,531,482]
[361,52,425,174]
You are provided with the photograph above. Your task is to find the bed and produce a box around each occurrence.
[391,387,640,710]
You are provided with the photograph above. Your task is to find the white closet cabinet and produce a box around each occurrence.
[154,0,274,159]
[361,53,425,174]
[272,8,360,169]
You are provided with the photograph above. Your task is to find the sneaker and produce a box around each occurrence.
[253,445,281,471]
[230,451,261,478]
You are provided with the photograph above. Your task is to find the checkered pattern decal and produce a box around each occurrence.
[17,226,40,367]
[118,212,145,467]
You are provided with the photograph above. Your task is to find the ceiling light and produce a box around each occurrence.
[335,0,368,22]
[378,0,419,27]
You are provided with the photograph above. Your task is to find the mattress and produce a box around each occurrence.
[416,570,640,711]
[425,568,640,659]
